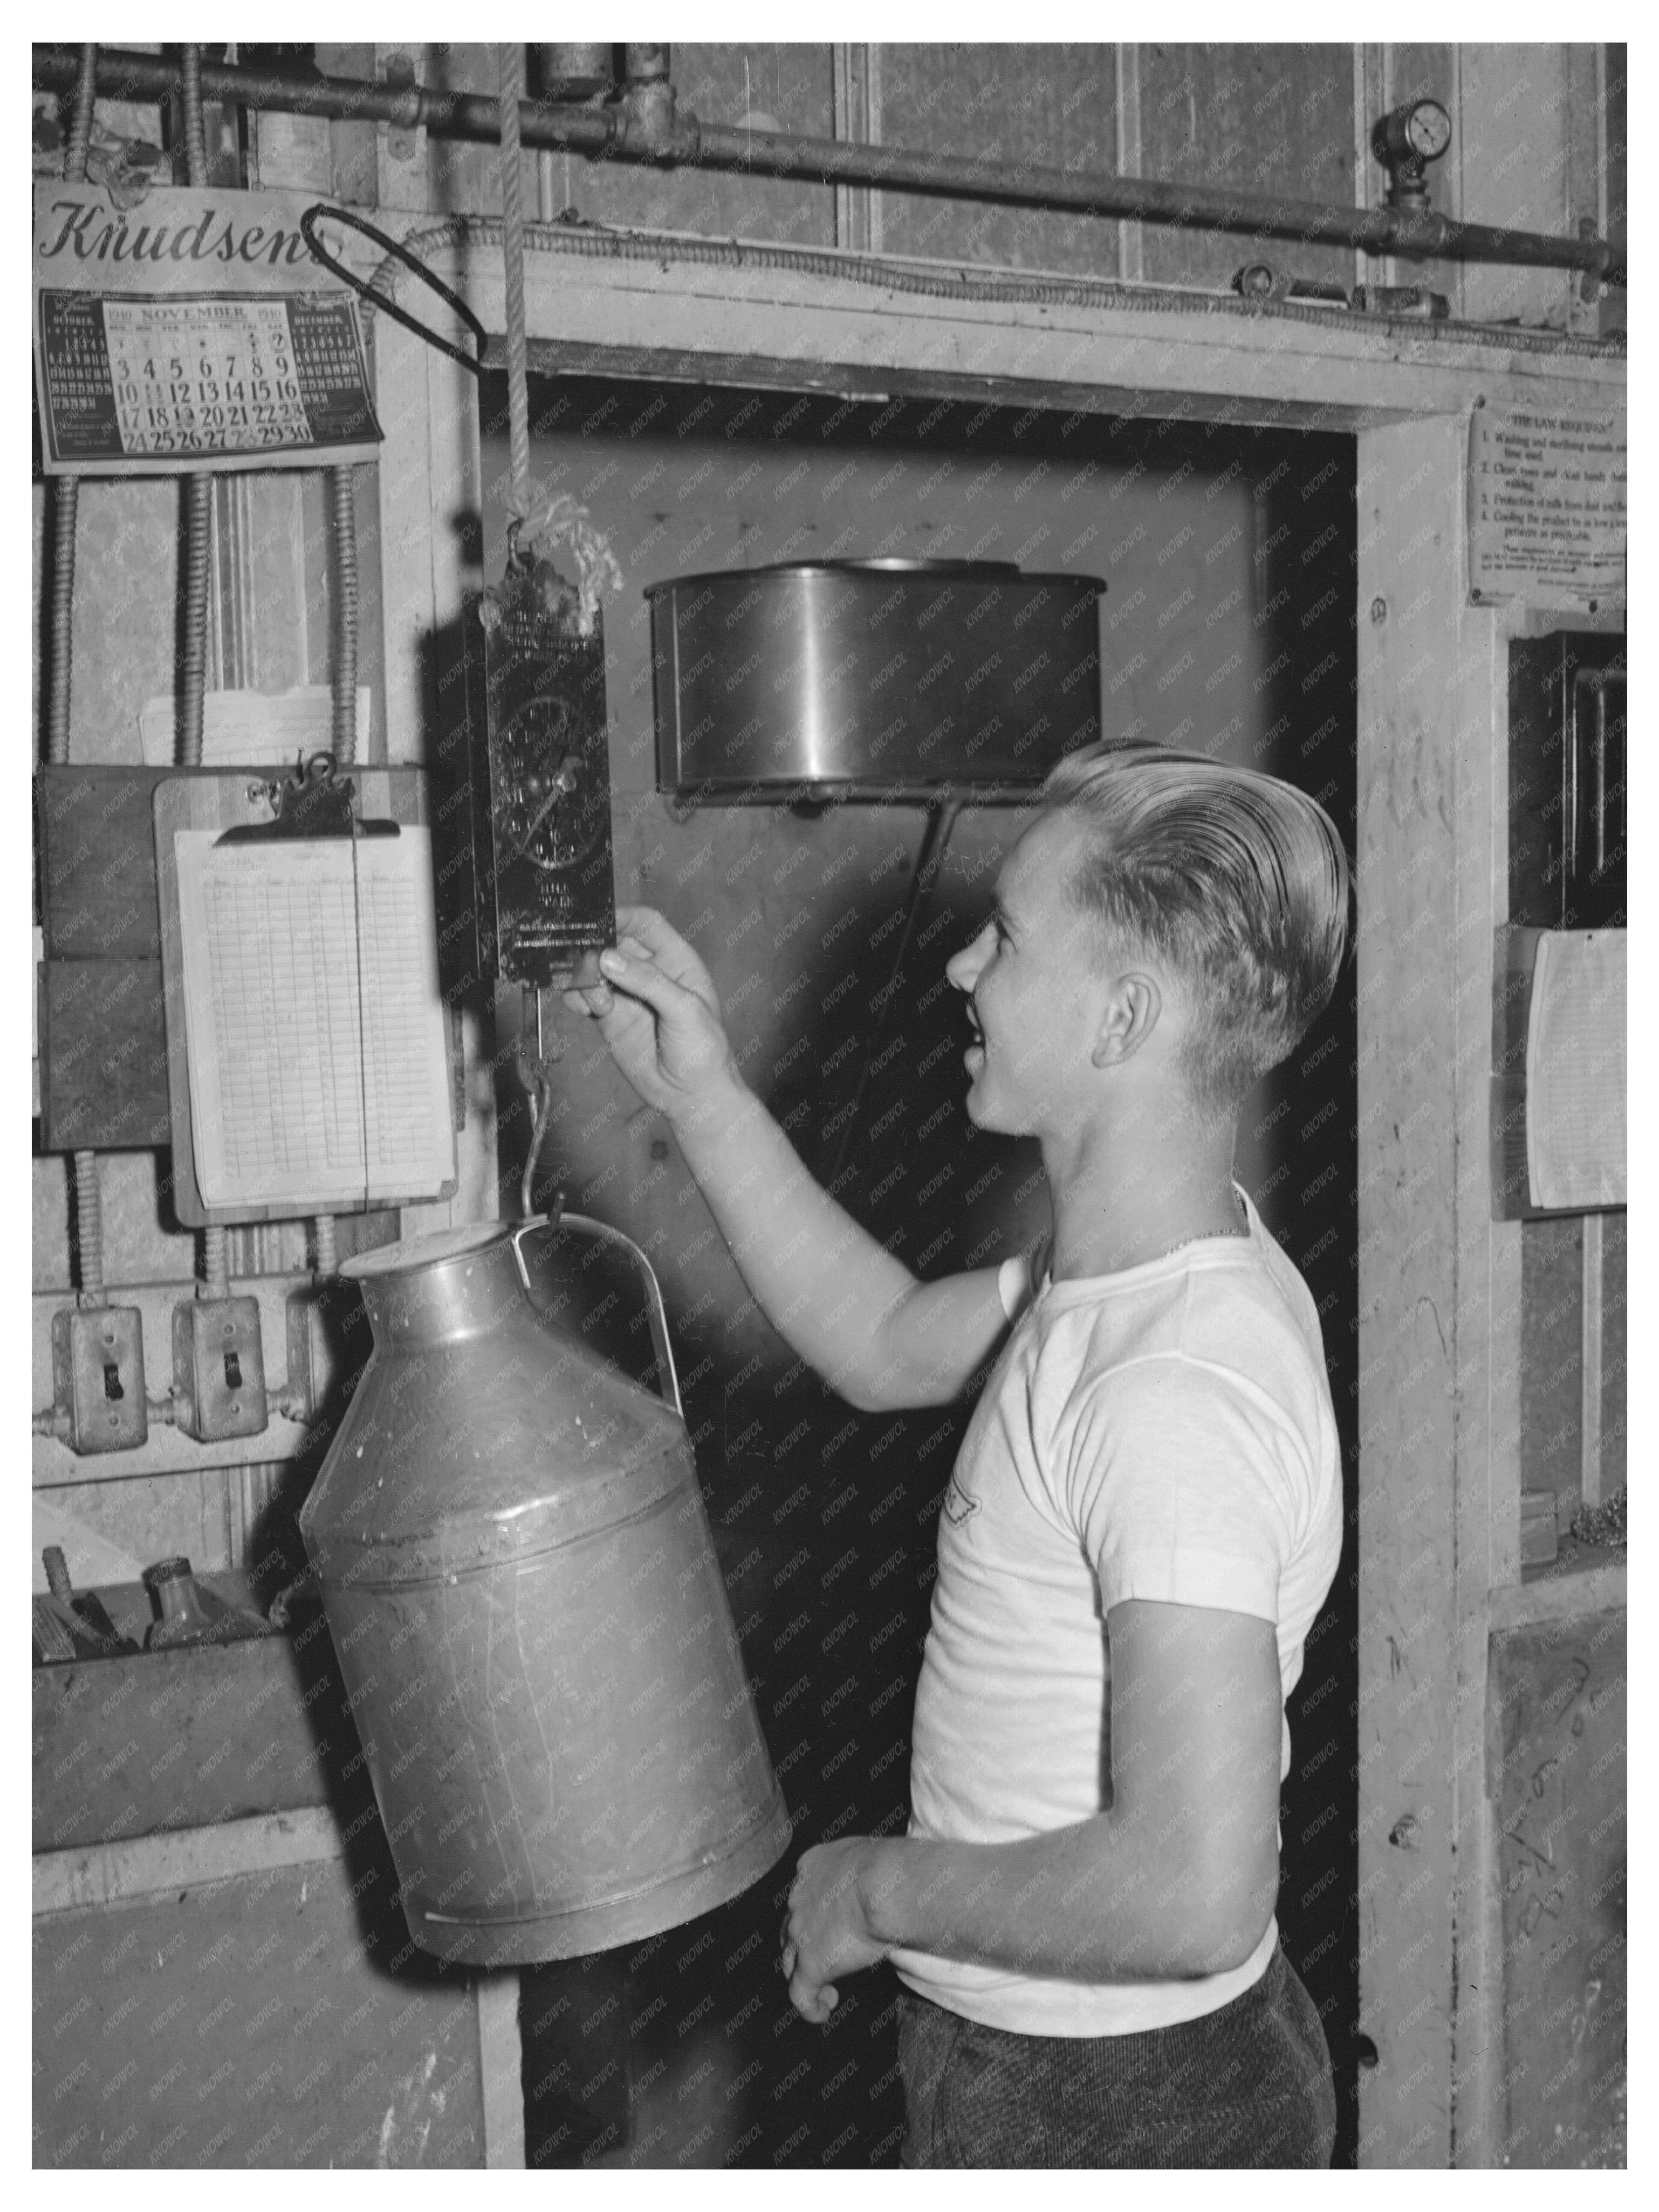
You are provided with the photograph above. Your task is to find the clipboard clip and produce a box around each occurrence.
[217,753,399,844]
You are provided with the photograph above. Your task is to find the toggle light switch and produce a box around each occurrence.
[172,1295,268,1443]
[50,1306,148,1454]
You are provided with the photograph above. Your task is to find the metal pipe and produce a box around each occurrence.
[328,467,358,762]
[46,44,95,770]
[178,41,209,182]
[31,44,1625,287]
[56,55,104,1330]
[176,47,212,772]
[73,1149,105,1307]
[311,460,358,1283]
[204,1222,230,1299]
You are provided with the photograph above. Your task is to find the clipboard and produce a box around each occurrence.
[155,761,459,1229]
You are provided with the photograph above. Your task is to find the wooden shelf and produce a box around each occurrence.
[1490,1544,1626,1629]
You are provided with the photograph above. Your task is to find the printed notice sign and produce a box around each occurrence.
[1468,407,1626,607]
[32,183,381,476]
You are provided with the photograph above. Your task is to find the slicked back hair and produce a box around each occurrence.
[1040,741,1352,1120]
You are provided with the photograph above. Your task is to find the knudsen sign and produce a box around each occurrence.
[33,185,381,475]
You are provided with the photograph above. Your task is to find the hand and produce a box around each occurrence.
[783,1838,891,2024]
[561,904,738,1124]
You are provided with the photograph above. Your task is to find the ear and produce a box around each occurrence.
[1090,972,1161,1067]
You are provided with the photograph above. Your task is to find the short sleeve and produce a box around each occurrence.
[997,1231,1053,1323]
[997,1254,1030,1323]
[1062,1357,1306,1624]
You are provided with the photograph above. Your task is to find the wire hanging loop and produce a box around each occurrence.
[299,203,488,377]
[516,984,567,1222]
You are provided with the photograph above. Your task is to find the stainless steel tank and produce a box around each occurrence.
[645,556,1106,802]
[297,1213,789,1965]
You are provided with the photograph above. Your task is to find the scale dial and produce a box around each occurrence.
[493,696,605,872]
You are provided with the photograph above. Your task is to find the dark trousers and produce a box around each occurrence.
[896,1944,1336,2168]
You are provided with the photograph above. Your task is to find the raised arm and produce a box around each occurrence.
[566,906,1013,1413]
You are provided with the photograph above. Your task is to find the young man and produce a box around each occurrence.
[565,741,1349,2167]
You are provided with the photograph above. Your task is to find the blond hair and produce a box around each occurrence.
[1040,742,1352,1118]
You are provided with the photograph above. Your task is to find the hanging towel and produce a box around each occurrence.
[1526,929,1626,1208]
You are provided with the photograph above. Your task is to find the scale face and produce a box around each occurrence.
[474,558,617,985]
[491,692,608,874]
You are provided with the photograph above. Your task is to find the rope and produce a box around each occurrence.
[497,43,534,520]
[513,490,624,635]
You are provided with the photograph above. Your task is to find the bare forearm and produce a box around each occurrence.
[861,1810,1275,1984]
[666,1066,914,1407]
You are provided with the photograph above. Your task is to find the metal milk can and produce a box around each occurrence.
[297,1211,790,1964]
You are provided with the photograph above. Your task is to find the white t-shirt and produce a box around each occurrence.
[890,1187,1343,2037]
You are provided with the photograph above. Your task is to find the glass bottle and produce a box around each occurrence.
[144,1556,264,1651]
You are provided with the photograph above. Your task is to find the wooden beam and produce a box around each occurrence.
[477,1972,527,2168]
[34,1805,345,1914]
[1580,1213,1605,1505]
[1354,45,1390,297]
[1488,1557,1624,1631]
[1114,46,1143,285]
[374,43,429,213]
[350,219,1624,448]
[832,45,880,255]
[1354,410,1520,2166]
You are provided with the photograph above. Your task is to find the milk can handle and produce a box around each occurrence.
[509,1213,685,1422]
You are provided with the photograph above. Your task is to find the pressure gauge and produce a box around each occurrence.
[1404,100,1452,161]
[1372,99,1452,208]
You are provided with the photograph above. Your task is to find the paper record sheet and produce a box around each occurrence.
[173,828,454,1210]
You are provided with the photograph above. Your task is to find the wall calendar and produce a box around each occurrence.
[32,182,382,476]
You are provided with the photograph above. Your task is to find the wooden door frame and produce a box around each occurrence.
[360,224,1623,2166]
